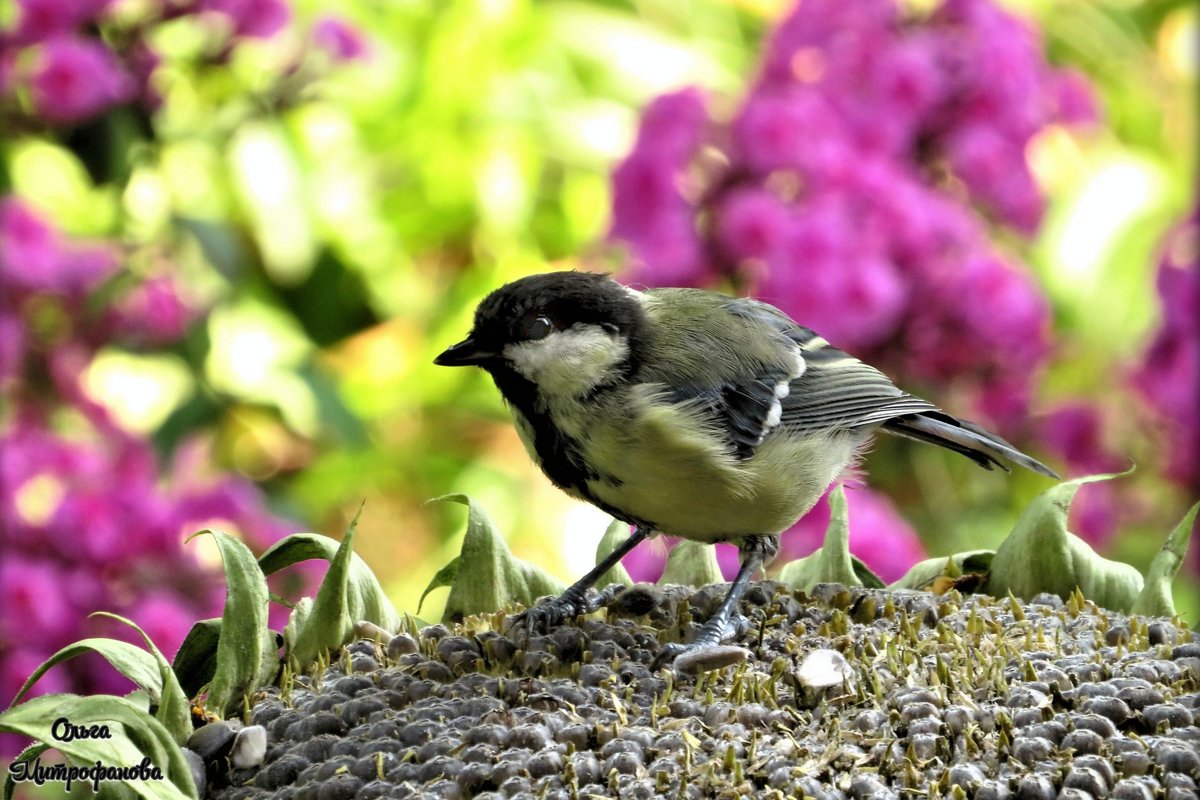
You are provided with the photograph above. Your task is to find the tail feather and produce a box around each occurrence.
[882,412,1060,479]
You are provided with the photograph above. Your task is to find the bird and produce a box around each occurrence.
[435,270,1058,667]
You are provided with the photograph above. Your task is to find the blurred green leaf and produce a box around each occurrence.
[188,530,276,717]
[594,518,634,589]
[172,618,221,699]
[985,471,1144,611]
[431,494,565,622]
[778,485,884,592]
[888,550,994,591]
[1132,501,1198,617]
[175,216,248,281]
[9,639,161,711]
[0,694,197,799]
[92,612,192,745]
[658,540,723,587]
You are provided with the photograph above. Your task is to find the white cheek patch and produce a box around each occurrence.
[504,325,630,398]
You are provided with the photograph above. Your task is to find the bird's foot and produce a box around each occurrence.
[508,584,625,635]
[651,612,752,672]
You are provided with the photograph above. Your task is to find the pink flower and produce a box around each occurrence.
[633,88,709,160]
[0,196,63,291]
[201,0,291,39]
[127,593,201,661]
[0,311,26,383]
[30,35,135,125]
[714,188,792,263]
[731,88,844,175]
[312,16,370,62]
[1051,68,1101,126]
[1133,211,1199,487]
[113,276,194,345]
[10,0,112,46]
[0,557,77,645]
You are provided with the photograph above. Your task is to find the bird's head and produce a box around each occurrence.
[435,271,647,398]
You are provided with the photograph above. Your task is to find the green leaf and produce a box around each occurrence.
[0,694,197,799]
[4,742,49,800]
[188,530,276,717]
[91,613,192,745]
[1132,501,1198,617]
[658,541,723,587]
[985,470,1144,611]
[171,618,221,699]
[432,494,565,622]
[282,516,366,668]
[418,557,460,614]
[888,550,995,591]
[777,485,884,593]
[282,597,314,662]
[258,525,401,635]
[9,639,161,711]
[594,519,634,589]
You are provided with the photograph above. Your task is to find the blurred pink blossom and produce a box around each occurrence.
[126,593,203,661]
[0,196,64,290]
[1132,211,1200,488]
[312,15,370,62]
[0,558,78,646]
[10,0,113,46]
[112,275,195,345]
[30,35,135,124]
[1,197,120,295]
[201,0,291,39]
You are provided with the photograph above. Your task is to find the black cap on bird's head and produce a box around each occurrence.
[434,271,646,371]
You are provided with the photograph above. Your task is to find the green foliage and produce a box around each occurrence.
[428,481,1192,622]
[260,514,402,668]
[425,495,565,623]
[172,619,223,700]
[0,694,197,800]
[1132,501,1198,617]
[93,613,193,746]
[186,530,277,718]
[660,541,724,588]
[777,486,885,593]
[984,471,1146,611]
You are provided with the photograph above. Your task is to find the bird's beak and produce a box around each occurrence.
[434,337,497,367]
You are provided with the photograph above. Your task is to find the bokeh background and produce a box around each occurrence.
[0,0,1196,727]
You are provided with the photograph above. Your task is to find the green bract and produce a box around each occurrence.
[777,485,885,593]
[425,494,565,623]
[984,471,1146,611]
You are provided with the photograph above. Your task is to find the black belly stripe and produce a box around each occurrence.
[488,366,649,527]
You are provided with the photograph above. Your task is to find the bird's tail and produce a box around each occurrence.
[881,411,1060,479]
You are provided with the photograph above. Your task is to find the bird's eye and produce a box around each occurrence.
[522,314,555,341]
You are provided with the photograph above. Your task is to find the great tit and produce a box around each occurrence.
[435,271,1058,666]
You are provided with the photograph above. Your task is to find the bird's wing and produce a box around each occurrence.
[637,291,1057,476]
[635,291,809,460]
[779,341,938,431]
[718,296,937,432]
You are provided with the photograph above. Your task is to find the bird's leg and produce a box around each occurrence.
[510,523,651,634]
[653,533,780,669]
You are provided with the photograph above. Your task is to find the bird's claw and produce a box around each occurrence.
[507,584,624,636]
[651,612,752,671]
